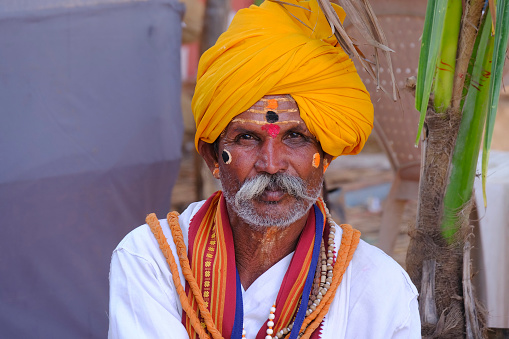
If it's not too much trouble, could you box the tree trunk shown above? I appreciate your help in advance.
[200,0,230,55]
[405,0,492,335]
[406,108,472,338]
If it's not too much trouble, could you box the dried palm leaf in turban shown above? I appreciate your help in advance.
[192,0,374,157]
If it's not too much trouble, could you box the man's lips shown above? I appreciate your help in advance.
[259,189,286,202]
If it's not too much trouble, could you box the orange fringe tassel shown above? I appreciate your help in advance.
[146,209,360,339]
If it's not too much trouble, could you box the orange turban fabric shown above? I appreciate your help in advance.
[192,0,374,157]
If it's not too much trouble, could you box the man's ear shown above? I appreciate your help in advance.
[198,140,219,175]
[323,153,333,174]
[324,153,333,165]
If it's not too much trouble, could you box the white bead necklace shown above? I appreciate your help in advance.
[266,304,276,339]
[243,211,337,339]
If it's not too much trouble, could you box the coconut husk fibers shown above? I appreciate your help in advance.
[405,108,487,338]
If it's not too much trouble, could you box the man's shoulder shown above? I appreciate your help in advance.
[350,238,418,298]
[339,239,421,337]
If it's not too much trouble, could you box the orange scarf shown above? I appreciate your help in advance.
[184,192,323,339]
[147,191,361,339]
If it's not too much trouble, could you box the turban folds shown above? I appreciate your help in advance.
[192,0,374,157]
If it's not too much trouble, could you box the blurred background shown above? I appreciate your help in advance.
[0,0,184,337]
[0,0,508,337]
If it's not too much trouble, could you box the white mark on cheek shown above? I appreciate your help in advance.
[222,150,232,164]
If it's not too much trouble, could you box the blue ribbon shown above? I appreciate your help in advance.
[231,268,244,338]
[231,204,323,339]
[288,204,324,339]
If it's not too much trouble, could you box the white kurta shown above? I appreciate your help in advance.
[109,201,421,338]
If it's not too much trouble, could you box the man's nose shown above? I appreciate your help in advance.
[254,139,288,174]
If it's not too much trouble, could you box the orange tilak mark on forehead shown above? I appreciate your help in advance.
[312,153,320,168]
[266,99,278,110]
[245,96,297,114]
[244,108,298,114]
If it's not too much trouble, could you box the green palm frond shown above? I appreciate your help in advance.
[482,0,509,205]
[441,11,493,240]
[414,0,448,144]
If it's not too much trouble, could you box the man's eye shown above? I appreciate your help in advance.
[287,132,304,139]
[235,133,256,142]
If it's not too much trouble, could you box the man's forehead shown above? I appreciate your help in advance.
[217,95,315,141]
[232,95,303,124]
[245,95,298,113]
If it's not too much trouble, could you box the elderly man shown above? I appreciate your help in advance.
[108,0,420,338]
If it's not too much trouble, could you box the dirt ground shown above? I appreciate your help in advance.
[171,91,509,268]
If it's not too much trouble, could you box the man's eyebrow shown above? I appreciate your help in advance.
[288,123,308,131]
[285,123,312,134]
[226,125,259,134]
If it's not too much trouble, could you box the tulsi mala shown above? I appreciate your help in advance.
[147,196,360,339]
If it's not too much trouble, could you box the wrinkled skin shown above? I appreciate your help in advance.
[198,95,332,289]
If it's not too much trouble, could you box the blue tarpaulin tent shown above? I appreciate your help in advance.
[0,0,184,336]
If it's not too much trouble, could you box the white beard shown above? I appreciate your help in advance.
[222,173,322,230]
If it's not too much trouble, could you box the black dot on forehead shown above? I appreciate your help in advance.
[265,111,279,123]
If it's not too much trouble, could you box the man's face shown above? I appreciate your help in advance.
[216,96,329,229]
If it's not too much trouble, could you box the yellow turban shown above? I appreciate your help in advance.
[192,0,373,157]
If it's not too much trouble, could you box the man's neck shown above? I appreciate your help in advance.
[227,208,310,290]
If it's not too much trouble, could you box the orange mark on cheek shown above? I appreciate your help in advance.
[266,99,278,110]
[261,124,280,138]
[312,153,320,168]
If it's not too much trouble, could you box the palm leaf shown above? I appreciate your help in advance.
[316,0,397,100]
[441,12,493,241]
[482,0,509,205]
[414,0,448,145]
[432,0,462,113]
[460,11,488,111]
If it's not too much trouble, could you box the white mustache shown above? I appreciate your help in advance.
[234,173,318,207]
